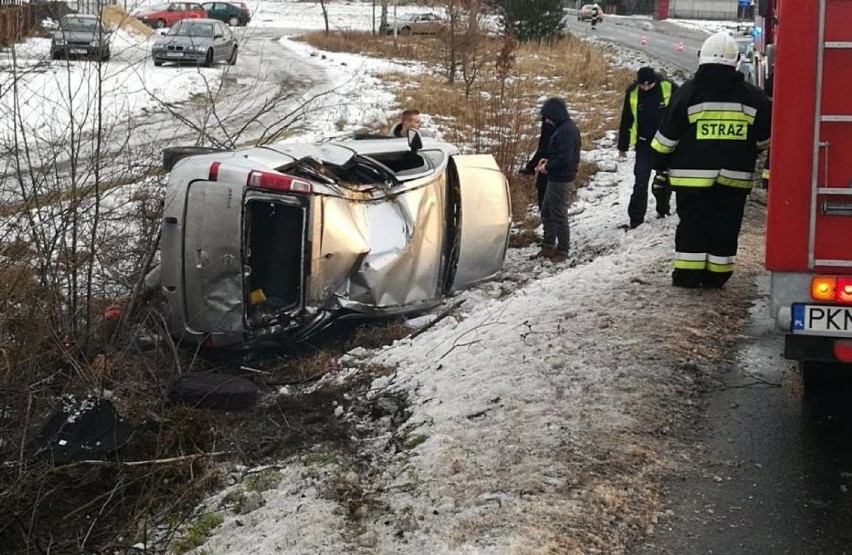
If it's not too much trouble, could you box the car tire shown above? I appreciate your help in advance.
[156,19,166,28]
[154,60,163,66]
[168,372,258,411]
[400,26,411,35]
[203,48,213,67]
[229,46,237,65]
[228,15,239,26]
[162,146,221,171]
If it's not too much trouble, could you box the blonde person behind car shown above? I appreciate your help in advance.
[390,109,436,139]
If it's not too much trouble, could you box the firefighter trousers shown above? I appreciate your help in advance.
[672,184,749,288]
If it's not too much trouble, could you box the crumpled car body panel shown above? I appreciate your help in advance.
[160,137,511,348]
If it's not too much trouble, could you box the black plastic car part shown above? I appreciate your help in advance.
[168,372,258,411]
[162,146,222,171]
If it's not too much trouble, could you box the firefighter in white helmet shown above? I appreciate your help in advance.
[651,31,770,288]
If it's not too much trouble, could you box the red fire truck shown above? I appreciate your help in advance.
[764,0,852,380]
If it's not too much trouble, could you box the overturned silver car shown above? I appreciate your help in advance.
[160,133,511,349]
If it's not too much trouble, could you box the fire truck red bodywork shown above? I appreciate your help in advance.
[764,0,852,365]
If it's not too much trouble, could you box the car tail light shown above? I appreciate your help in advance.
[810,276,852,305]
[202,335,216,349]
[246,170,312,193]
[209,161,221,181]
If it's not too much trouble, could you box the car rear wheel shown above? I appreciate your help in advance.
[228,15,239,26]
[162,146,221,171]
[400,26,411,35]
[203,48,213,67]
[156,19,166,28]
[229,46,237,65]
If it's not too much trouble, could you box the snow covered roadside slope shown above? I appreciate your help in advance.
[196,135,766,553]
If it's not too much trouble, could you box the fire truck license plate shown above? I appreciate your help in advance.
[791,304,852,337]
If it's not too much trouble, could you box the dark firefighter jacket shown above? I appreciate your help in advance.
[541,98,581,183]
[617,79,677,152]
[651,65,771,189]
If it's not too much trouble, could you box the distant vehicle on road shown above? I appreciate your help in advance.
[202,1,251,27]
[386,13,447,35]
[151,18,237,67]
[577,3,603,22]
[736,39,756,85]
[51,14,112,62]
[135,2,206,29]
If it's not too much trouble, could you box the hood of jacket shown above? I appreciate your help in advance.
[540,97,570,125]
[694,64,744,92]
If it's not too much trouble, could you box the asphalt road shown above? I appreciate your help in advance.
[562,13,707,76]
[637,277,852,554]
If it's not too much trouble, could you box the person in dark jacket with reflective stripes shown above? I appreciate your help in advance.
[618,66,679,228]
[533,97,582,262]
[651,31,770,289]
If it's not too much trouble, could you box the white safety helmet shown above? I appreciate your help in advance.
[698,31,740,67]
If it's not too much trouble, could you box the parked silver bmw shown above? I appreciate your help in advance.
[151,18,237,67]
[160,132,511,349]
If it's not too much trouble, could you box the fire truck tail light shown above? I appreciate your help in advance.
[209,161,221,181]
[810,276,852,304]
[837,278,852,304]
[834,340,852,363]
[247,171,312,193]
[811,277,836,301]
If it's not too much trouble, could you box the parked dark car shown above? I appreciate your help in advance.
[202,1,250,26]
[158,132,511,349]
[135,2,206,29]
[50,14,112,61]
[151,18,237,67]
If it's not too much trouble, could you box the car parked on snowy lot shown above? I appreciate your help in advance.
[50,14,112,61]
[386,12,447,35]
[135,1,206,29]
[151,18,237,67]
[202,1,251,26]
[159,132,511,349]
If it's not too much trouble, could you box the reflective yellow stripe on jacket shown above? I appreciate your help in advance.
[628,80,673,147]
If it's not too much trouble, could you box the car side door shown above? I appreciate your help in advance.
[213,21,229,61]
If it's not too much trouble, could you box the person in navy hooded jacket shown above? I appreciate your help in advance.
[534,97,582,262]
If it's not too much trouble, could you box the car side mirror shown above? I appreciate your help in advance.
[407,128,423,152]
[214,33,223,39]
